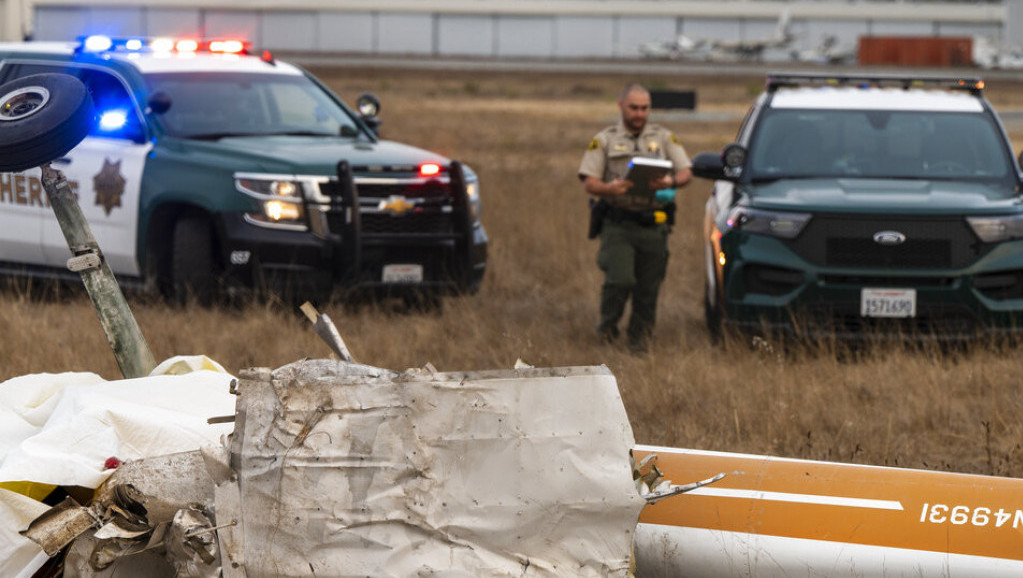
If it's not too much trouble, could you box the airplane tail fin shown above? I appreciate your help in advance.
[774,9,793,43]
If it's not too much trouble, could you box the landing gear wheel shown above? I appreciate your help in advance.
[172,216,218,306]
[0,73,95,172]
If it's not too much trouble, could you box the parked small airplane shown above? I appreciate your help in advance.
[972,35,1023,69]
[789,33,857,65]
[639,10,793,62]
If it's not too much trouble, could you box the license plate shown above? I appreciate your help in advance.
[382,264,423,284]
[860,288,916,318]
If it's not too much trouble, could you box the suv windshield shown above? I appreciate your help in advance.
[145,72,365,140]
[748,108,1013,185]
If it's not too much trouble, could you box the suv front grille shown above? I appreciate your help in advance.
[788,214,986,269]
[825,238,951,267]
[319,179,451,200]
[359,213,453,235]
[317,177,456,236]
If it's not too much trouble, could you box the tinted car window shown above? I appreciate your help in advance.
[144,72,364,140]
[749,109,1013,186]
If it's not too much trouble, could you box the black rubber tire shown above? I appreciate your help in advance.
[171,216,217,306]
[705,282,724,344]
[0,73,95,172]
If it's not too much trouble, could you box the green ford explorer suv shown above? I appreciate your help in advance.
[693,73,1023,339]
[0,36,486,303]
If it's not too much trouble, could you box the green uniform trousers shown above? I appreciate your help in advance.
[596,219,670,347]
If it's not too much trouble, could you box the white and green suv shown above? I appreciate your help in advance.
[0,36,487,303]
[694,73,1023,339]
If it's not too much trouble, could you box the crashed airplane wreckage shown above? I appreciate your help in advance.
[5,353,1023,577]
[4,73,1023,578]
[9,359,649,577]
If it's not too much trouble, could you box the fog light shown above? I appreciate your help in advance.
[265,200,302,221]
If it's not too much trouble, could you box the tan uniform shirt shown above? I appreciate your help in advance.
[578,121,691,209]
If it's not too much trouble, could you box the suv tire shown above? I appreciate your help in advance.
[172,216,217,305]
[704,282,723,343]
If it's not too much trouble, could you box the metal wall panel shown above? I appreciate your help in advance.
[263,10,318,51]
[554,16,614,58]
[496,16,554,58]
[144,8,201,38]
[204,10,261,47]
[33,6,87,40]
[87,7,144,38]
[316,12,374,53]
[377,13,433,54]
[683,18,739,42]
[19,3,1012,60]
[869,20,936,36]
[618,16,677,58]
[437,14,494,57]
[741,17,784,41]
[1009,0,1023,46]
[935,22,1001,38]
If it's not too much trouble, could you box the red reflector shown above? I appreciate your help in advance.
[419,163,441,177]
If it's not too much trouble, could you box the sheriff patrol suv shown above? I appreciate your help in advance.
[0,36,487,303]
[694,73,1023,339]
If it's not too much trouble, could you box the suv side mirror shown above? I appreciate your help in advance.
[692,143,746,181]
[356,92,381,135]
[692,152,728,181]
[147,91,171,114]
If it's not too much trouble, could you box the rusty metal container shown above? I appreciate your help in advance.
[858,36,973,67]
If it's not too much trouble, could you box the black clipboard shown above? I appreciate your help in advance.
[624,157,672,196]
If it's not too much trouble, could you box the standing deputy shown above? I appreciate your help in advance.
[578,83,692,352]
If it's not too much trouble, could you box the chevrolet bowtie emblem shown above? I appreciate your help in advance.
[378,195,418,216]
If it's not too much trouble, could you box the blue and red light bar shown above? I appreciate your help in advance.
[77,35,251,56]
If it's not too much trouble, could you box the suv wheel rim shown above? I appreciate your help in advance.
[0,86,50,121]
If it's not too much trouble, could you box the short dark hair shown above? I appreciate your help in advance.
[619,83,649,101]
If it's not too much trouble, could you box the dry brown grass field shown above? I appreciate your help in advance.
[4,64,1023,477]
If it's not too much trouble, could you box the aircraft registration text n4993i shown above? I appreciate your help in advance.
[633,445,1023,577]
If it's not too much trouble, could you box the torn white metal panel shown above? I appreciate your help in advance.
[203,444,245,578]
[227,359,643,577]
[58,451,221,578]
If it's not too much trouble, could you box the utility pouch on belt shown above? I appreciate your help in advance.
[589,199,609,239]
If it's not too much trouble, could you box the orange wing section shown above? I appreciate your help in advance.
[636,446,1023,561]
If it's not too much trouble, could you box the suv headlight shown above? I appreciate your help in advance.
[967,214,1023,243]
[466,179,481,222]
[726,206,811,239]
[235,175,306,226]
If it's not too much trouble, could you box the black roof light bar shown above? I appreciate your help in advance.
[765,72,985,95]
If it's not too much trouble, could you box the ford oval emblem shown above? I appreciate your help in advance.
[873,231,906,246]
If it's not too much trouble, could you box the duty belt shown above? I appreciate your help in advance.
[606,207,667,227]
